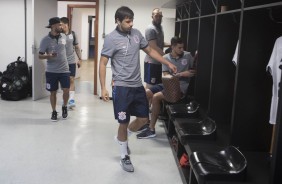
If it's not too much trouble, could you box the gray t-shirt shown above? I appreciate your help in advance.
[163,51,194,93]
[144,23,164,65]
[65,31,79,64]
[39,33,69,73]
[101,27,148,87]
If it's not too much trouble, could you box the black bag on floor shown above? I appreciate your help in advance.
[0,56,30,101]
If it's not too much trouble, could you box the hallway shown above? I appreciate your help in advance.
[0,60,183,184]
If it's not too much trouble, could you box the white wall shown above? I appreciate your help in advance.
[0,1,26,72]
[97,0,176,95]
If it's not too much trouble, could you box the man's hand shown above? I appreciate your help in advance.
[168,63,177,74]
[101,89,110,101]
[77,60,82,68]
[188,69,197,77]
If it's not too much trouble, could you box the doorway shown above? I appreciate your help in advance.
[67,2,99,95]
[88,16,95,59]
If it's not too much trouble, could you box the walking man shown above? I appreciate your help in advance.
[99,6,177,172]
[39,17,70,121]
[60,17,82,109]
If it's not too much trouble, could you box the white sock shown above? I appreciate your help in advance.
[114,136,128,159]
[69,91,75,100]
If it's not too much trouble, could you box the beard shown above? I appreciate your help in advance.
[152,21,162,29]
[55,28,63,34]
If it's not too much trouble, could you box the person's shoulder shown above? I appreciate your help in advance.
[183,51,192,57]
[71,31,76,36]
[163,53,170,58]
[104,30,117,40]
[131,28,143,35]
[41,35,50,42]
[146,24,156,31]
[147,23,154,28]
[60,33,67,39]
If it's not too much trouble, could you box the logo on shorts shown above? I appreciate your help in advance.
[118,111,126,121]
[46,83,51,90]
[151,78,156,84]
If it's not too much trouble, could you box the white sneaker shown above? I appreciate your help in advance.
[68,99,76,108]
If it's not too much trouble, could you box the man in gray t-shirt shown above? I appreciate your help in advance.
[144,8,169,89]
[99,6,177,173]
[39,17,70,122]
[60,17,82,109]
[137,36,196,139]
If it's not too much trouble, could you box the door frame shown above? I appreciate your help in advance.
[67,1,99,95]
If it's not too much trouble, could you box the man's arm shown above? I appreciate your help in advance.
[143,46,177,73]
[38,52,56,60]
[175,70,196,78]
[148,39,165,55]
[99,56,110,101]
[74,45,82,68]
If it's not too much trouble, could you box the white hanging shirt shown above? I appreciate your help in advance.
[266,36,282,124]
[232,40,239,66]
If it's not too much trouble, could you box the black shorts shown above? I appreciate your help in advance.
[149,84,164,94]
[144,62,162,85]
[69,63,76,77]
[112,86,149,123]
[46,72,70,91]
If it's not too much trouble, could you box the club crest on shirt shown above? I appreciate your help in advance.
[133,35,140,43]
[181,59,188,65]
[68,34,73,40]
[118,111,126,121]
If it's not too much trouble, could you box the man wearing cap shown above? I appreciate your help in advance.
[39,17,70,121]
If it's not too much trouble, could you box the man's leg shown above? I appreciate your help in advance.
[50,91,58,122]
[128,117,149,132]
[61,88,69,119]
[50,91,57,111]
[68,64,76,108]
[116,122,134,172]
[150,92,165,130]
[69,76,75,104]
[62,88,70,107]
[136,92,164,139]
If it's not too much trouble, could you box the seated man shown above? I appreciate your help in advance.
[137,36,196,138]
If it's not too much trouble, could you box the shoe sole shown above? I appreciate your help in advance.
[137,134,156,139]
[51,119,58,122]
[120,161,134,172]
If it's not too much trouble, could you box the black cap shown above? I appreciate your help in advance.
[46,17,60,28]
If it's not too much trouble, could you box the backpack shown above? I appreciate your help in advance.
[0,57,31,101]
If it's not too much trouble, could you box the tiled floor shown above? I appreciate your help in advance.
[0,60,183,184]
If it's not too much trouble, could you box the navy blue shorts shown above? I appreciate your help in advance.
[112,86,149,123]
[144,62,162,85]
[149,84,164,94]
[69,63,76,77]
[46,72,70,91]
